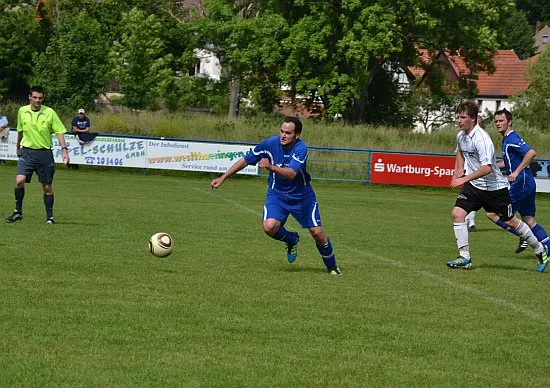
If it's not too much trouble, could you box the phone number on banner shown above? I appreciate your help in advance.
[84,156,124,166]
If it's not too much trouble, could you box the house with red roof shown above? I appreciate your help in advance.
[404,49,535,132]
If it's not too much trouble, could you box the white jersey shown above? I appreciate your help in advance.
[455,125,509,191]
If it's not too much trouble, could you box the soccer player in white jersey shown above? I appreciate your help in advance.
[210,116,341,275]
[447,101,548,272]
[464,115,484,232]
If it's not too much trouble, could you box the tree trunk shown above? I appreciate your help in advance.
[228,77,240,119]
[350,62,381,123]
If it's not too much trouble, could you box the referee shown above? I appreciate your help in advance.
[5,86,70,224]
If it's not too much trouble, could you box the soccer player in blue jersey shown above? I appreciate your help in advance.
[447,101,547,272]
[210,116,341,275]
[484,108,550,255]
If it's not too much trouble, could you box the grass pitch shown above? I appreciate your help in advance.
[0,165,549,387]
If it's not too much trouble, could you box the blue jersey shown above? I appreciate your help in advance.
[244,135,312,196]
[502,131,535,200]
[71,115,90,130]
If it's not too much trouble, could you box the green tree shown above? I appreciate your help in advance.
[31,11,109,109]
[0,2,43,100]
[516,0,550,25]
[194,0,281,118]
[109,8,173,110]
[194,1,514,123]
[496,8,536,59]
[277,0,515,123]
[513,49,550,132]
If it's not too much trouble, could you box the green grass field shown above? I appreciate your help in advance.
[1,165,550,387]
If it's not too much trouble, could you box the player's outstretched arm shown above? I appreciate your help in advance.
[210,158,248,189]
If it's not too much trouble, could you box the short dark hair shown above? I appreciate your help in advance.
[494,108,512,122]
[29,85,45,95]
[457,101,479,119]
[283,116,303,134]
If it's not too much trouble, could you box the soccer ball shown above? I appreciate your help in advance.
[149,233,173,257]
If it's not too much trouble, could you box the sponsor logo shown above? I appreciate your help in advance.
[374,158,385,172]
[373,158,454,178]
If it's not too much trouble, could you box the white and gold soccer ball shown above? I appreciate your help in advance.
[149,233,173,257]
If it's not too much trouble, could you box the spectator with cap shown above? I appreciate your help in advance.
[71,108,97,145]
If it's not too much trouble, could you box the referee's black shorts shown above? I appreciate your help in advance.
[455,182,513,221]
[16,147,55,184]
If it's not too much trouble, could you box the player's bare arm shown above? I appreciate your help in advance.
[210,157,248,189]
[452,164,492,187]
[16,132,23,155]
[453,151,465,179]
[451,165,492,188]
[56,133,70,165]
[508,149,536,182]
[259,158,297,179]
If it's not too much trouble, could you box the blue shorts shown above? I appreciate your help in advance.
[263,190,322,228]
[512,191,536,217]
[16,147,55,184]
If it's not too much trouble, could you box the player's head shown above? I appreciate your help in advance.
[456,101,479,132]
[494,108,512,135]
[280,116,302,147]
[283,116,302,134]
[28,86,45,110]
[494,108,512,122]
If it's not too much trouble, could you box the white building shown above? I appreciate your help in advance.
[192,49,221,81]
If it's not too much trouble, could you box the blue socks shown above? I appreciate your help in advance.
[272,226,299,245]
[532,224,550,248]
[317,238,336,270]
[496,219,520,236]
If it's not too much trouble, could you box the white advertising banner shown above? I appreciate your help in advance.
[0,130,258,175]
[145,139,257,175]
[0,130,18,160]
[58,134,146,168]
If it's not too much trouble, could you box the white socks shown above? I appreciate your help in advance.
[454,222,470,258]
[515,221,544,254]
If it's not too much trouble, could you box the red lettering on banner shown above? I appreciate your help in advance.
[370,152,456,187]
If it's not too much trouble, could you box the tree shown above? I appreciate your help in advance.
[516,0,550,25]
[0,2,43,100]
[109,8,173,110]
[496,8,536,60]
[31,11,109,109]
[191,0,282,118]
[275,0,515,124]
[513,49,550,132]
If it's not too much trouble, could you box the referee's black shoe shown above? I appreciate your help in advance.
[6,212,23,223]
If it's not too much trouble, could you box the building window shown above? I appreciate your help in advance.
[496,100,501,110]
[543,35,549,44]
[189,58,201,76]
[477,100,483,110]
